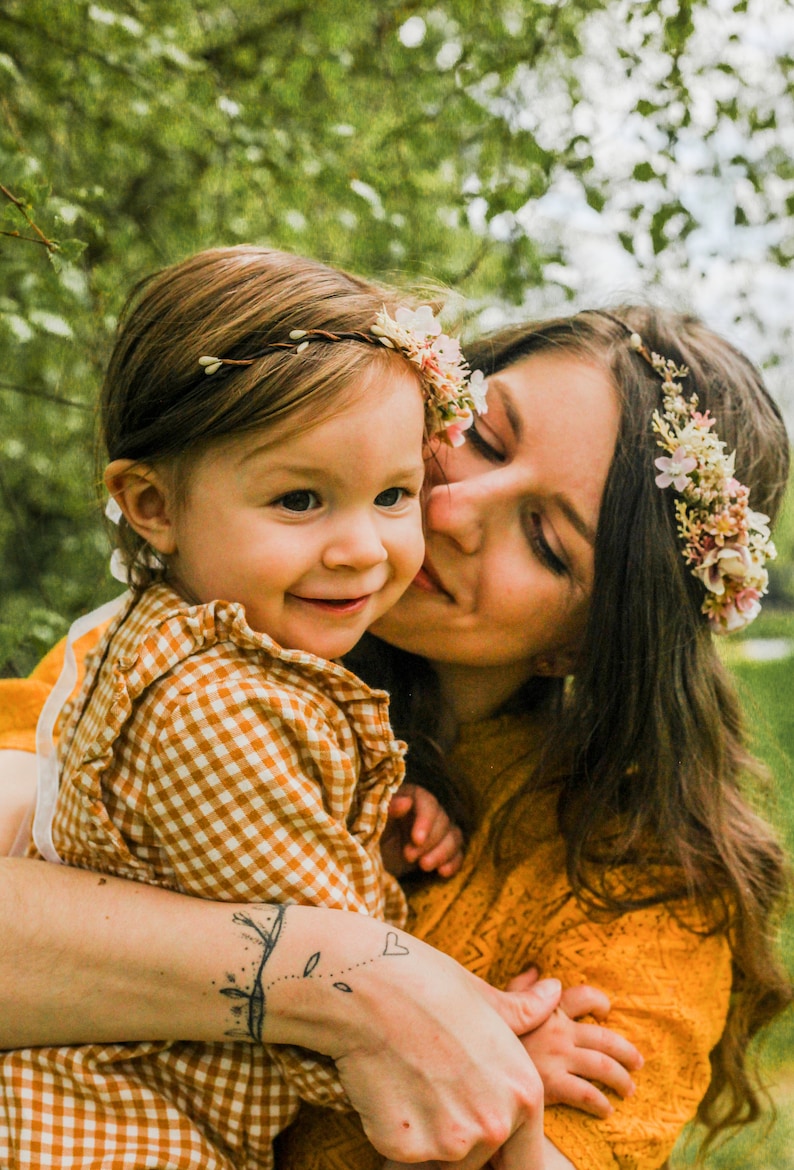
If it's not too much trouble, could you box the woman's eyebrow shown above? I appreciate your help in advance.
[491,379,523,440]
[550,492,596,546]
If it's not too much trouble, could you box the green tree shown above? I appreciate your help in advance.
[1,0,792,673]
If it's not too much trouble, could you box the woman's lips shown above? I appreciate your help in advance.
[412,561,452,598]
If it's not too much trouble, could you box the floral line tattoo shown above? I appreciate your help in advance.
[221,910,412,1041]
[221,905,285,1042]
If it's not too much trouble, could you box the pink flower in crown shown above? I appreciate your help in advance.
[710,510,738,545]
[709,603,747,634]
[432,333,462,363]
[692,411,716,430]
[655,447,697,491]
[693,544,752,595]
[443,409,474,448]
[735,587,762,615]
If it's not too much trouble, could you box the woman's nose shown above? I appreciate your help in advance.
[424,479,485,554]
[321,515,389,571]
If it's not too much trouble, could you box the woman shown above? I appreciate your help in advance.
[0,305,790,1170]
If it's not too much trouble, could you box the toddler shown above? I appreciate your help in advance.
[1,247,479,1169]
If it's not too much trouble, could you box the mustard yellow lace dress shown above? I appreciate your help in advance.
[276,711,731,1170]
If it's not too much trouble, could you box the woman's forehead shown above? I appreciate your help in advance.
[487,351,619,444]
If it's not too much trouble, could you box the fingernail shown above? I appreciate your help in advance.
[534,978,562,999]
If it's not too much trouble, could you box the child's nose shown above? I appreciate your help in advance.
[321,516,389,571]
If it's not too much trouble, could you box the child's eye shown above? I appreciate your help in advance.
[276,490,320,513]
[374,487,406,508]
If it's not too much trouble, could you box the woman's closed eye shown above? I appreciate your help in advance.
[465,420,506,463]
[525,513,567,576]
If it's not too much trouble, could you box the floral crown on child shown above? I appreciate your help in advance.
[621,325,776,635]
[198,304,488,448]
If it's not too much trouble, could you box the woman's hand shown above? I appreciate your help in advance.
[329,940,560,1166]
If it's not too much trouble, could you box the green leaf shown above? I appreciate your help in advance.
[632,162,657,183]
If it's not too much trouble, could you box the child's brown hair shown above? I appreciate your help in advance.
[100,246,421,588]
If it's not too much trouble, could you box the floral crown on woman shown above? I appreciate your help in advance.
[626,329,776,635]
[198,304,488,448]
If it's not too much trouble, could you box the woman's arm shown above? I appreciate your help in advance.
[0,750,36,855]
[544,1139,577,1169]
[0,854,558,1165]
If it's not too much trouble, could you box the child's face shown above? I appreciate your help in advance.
[167,366,427,659]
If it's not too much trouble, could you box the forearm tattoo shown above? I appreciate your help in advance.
[220,906,411,1042]
[220,905,285,1041]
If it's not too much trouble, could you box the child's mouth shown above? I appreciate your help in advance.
[292,595,371,615]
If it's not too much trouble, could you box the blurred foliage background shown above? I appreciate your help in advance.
[2,0,793,677]
[1,2,793,1163]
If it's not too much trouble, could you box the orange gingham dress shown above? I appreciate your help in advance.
[0,583,407,1169]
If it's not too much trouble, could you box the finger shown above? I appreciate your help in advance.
[571,1022,644,1073]
[566,1045,637,1099]
[435,849,464,878]
[406,788,448,847]
[480,976,562,1034]
[550,1072,614,1119]
[403,813,449,861]
[388,786,416,821]
[559,983,611,1021]
[504,967,540,993]
[417,827,464,872]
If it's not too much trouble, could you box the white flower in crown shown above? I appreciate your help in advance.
[371,304,488,445]
[467,369,489,415]
[432,334,463,363]
[394,304,442,339]
[641,339,776,635]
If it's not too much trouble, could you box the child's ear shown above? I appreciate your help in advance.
[104,460,177,556]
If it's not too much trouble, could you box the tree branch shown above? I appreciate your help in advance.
[0,184,57,252]
[0,381,90,410]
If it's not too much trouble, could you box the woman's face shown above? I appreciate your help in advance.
[371,350,620,678]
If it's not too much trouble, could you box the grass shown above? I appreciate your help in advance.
[670,609,794,1169]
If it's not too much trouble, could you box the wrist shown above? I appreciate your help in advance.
[248,905,410,1053]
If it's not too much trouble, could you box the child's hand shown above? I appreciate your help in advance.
[380,783,464,879]
[507,972,644,1119]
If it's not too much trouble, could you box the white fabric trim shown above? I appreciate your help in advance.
[32,594,128,863]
